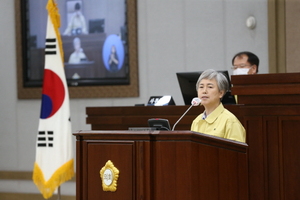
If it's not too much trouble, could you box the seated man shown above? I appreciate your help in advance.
[63,2,87,36]
[231,51,259,75]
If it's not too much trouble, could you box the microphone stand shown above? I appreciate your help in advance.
[171,104,194,131]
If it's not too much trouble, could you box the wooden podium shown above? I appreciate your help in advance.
[231,72,300,200]
[80,72,300,199]
[74,130,248,200]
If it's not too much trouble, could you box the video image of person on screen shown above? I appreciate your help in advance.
[108,45,119,72]
[68,37,87,64]
[63,2,87,36]
[191,69,246,143]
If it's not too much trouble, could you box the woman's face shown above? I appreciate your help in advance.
[197,78,224,107]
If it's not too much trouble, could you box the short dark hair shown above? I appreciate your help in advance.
[232,51,259,73]
[75,2,81,11]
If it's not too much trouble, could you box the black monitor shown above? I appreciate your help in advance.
[89,19,105,33]
[176,71,236,105]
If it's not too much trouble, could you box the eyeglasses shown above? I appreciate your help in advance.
[231,64,252,70]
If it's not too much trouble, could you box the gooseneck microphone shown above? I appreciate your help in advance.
[171,97,201,131]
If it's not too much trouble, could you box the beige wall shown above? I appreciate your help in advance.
[286,0,300,72]
[269,0,300,73]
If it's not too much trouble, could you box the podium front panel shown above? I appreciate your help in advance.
[74,131,248,200]
[82,140,135,200]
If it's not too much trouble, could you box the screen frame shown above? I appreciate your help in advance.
[15,0,139,99]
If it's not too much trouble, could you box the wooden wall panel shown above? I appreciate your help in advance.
[84,141,136,200]
[264,116,280,200]
[280,117,300,199]
[243,116,265,200]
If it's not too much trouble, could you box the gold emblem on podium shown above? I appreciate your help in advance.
[100,160,120,192]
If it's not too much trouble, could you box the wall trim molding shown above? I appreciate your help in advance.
[0,171,75,181]
[268,0,286,73]
[0,193,75,200]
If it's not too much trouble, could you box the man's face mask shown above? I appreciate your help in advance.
[233,67,250,75]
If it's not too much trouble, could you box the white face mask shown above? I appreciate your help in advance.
[233,68,250,75]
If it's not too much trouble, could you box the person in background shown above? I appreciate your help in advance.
[68,37,87,64]
[108,45,119,72]
[191,69,246,143]
[231,51,259,75]
[63,2,88,36]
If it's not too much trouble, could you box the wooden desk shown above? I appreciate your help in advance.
[86,104,242,131]
[74,130,248,200]
[84,72,300,200]
[231,72,300,200]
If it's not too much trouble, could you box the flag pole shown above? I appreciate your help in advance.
[57,186,61,200]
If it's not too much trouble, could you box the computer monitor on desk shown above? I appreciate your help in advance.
[89,19,105,33]
[176,71,236,105]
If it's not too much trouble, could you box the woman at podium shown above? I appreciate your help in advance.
[191,69,246,143]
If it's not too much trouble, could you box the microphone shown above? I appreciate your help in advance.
[171,97,201,131]
[191,97,201,106]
